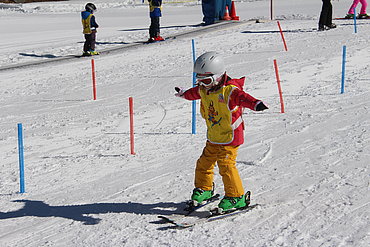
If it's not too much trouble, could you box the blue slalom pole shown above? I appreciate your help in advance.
[191,39,197,134]
[17,123,25,193]
[354,8,357,33]
[341,45,347,94]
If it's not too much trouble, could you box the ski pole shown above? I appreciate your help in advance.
[129,97,135,155]
[191,39,197,134]
[277,21,288,51]
[354,8,357,33]
[91,59,97,100]
[17,123,25,193]
[273,59,285,113]
[341,45,347,94]
[270,0,274,20]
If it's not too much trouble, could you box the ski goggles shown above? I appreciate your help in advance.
[196,73,215,87]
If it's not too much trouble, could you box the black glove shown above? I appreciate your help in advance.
[256,102,268,111]
[175,87,186,98]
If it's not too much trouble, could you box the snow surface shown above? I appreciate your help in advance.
[0,0,369,246]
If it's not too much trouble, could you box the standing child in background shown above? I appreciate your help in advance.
[318,0,336,31]
[148,0,164,43]
[345,0,369,19]
[81,3,99,56]
[175,52,268,213]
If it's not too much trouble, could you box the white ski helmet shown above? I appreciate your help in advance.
[194,52,225,88]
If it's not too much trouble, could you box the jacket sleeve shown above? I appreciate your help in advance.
[229,88,261,110]
[90,15,99,28]
[183,86,201,101]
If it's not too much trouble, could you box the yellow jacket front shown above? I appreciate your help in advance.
[183,75,262,146]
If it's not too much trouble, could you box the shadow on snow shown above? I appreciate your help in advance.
[242,29,317,34]
[118,23,203,32]
[19,53,59,58]
[0,199,184,225]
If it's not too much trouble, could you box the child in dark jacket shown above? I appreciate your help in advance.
[148,0,164,43]
[81,3,99,56]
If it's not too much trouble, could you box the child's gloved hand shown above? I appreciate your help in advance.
[255,101,268,111]
[175,87,186,98]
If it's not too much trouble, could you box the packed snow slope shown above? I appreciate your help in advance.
[0,0,369,246]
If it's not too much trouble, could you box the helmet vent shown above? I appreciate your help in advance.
[193,51,224,76]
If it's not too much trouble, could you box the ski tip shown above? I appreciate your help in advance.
[158,215,170,221]
[175,222,194,228]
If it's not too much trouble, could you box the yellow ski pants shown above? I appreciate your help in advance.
[195,141,245,197]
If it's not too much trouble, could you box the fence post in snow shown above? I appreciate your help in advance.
[273,59,285,113]
[129,97,136,155]
[191,39,197,135]
[353,8,357,33]
[270,0,274,20]
[17,123,25,193]
[341,45,347,94]
[277,21,288,51]
[91,59,97,100]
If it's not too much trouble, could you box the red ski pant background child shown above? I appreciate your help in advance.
[195,141,245,197]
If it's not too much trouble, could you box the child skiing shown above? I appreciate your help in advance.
[81,3,99,56]
[345,0,369,19]
[175,52,268,213]
[147,0,164,43]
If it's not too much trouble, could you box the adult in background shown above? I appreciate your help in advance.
[318,0,336,31]
[201,0,231,25]
[202,0,216,25]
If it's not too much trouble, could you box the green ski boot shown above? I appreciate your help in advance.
[358,14,370,19]
[90,50,100,55]
[191,188,213,206]
[218,191,251,212]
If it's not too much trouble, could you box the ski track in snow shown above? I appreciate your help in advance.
[0,0,370,246]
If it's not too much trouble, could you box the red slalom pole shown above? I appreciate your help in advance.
[129,97,136,155]
[277,21,288,51]
[273,59,285,113]
[91,59,97,100]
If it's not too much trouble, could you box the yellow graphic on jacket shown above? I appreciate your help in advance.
[82,14,93,34]
[200,85,237,144]
[207,101,222,127]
